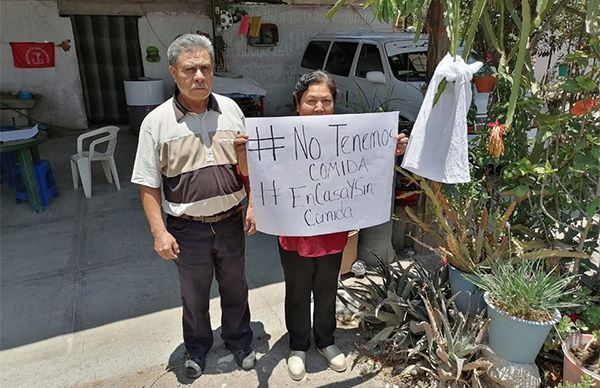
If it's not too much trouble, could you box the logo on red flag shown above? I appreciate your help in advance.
[10,42,55,68]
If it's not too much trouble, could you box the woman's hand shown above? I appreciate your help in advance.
[234,133,249,176]
[395,133,409,156]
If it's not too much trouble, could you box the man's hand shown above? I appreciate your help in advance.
[139,185,180,260]
[234,133,249,176]
[153,230,180,260]
[395,133,409,156]
[244,202,257,236]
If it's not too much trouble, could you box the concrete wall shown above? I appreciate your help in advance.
[138,10,213,99]
[0,0,88,129]
[0,0,213,128]
[533,44,569,84]
[222,5,390,115]
[138,4,390,116]
[0,1,389,126]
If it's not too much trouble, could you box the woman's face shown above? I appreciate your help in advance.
[296,82,335,116]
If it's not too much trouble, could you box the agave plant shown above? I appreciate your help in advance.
[471,259,579,321]
[338,258,448,353]
[408,293,493,387]
[339,258,493,386]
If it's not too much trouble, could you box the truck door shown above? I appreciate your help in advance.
[323,41,359,114]
[349,42,387,113]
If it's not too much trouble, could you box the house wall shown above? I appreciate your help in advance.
[137,11,213,99]
[0,1,388,127]
[0,0,88,129]
[222,5,390,115]
[138,4,390,116]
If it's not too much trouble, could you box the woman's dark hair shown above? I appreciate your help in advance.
[292,71,337,110]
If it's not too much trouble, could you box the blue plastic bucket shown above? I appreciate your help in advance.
[448,265,486,315]
[485,292,560,364]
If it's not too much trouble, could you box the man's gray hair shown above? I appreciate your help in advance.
[167,34,215,66]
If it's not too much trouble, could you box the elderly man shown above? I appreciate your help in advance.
[131,34,256,379]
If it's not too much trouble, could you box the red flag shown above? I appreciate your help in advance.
[238,15,251,36]
[10,42,55,68]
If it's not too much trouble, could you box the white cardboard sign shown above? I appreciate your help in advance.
[246,112,398,236]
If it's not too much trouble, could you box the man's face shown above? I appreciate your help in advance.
[169,48,213,104]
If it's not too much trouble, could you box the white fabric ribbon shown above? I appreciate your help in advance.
[401,54,482,184]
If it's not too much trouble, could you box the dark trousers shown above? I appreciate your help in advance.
[167,212,253,358]
[278,243,342,351]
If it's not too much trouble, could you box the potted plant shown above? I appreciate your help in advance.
[562,331,600,386]
[402,174,514,314]
[402,173,589,315]
[471,259,578,364]
[473,73,497,93]
[338,259,493,386]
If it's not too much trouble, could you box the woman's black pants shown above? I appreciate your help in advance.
[278,243,342,351]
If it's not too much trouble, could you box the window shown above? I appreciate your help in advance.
[388,52,428,81]
[300,41,330,70]
[355,44,384,78]
[324,42,358,77]
[247,23,279,47]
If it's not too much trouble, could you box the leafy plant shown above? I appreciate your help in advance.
[557,374,596,388]
[408,292,492,387]
[544,315,581,356]
[567,263,600,332]
[537,261,599,373]
[471,259,579,321]
[401,172,589,273]
[339,259,493,386]
[401,172,511,273]
[499,49,599,274]
[338,259,448,352]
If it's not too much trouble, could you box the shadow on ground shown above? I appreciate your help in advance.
[0,130,282,350]
[138,322,377,387]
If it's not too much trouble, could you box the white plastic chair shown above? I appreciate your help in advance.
[70,126,121,198]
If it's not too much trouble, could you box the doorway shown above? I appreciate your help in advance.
[70,15,144,124]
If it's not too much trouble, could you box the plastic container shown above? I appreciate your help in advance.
[17,91,33,100]
[123,78,164,134]
[562,333,600,386]
[485,292,560,364]
[448,265,486,315]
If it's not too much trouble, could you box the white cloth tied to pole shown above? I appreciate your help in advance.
[401,54,482,183]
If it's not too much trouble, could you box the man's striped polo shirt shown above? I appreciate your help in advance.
[131,92,246,217]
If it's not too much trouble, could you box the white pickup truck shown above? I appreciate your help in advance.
[297,31,493,132]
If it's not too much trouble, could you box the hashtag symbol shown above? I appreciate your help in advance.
[259,180,281,206]
[247,125,285,161]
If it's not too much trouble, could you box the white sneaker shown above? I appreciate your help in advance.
[317,344,346,372]
[287,350,306,381]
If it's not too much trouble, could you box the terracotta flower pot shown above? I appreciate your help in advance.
[562,333,600,386]
[474,75,497,93]
[340,230,359,274]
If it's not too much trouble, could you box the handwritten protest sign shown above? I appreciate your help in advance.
[246,112,398,236]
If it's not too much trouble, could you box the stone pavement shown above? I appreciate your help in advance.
[0,129,388,387]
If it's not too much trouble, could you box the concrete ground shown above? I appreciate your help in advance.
[0,128,388,387]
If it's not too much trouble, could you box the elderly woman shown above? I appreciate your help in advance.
[235,70,408,380]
